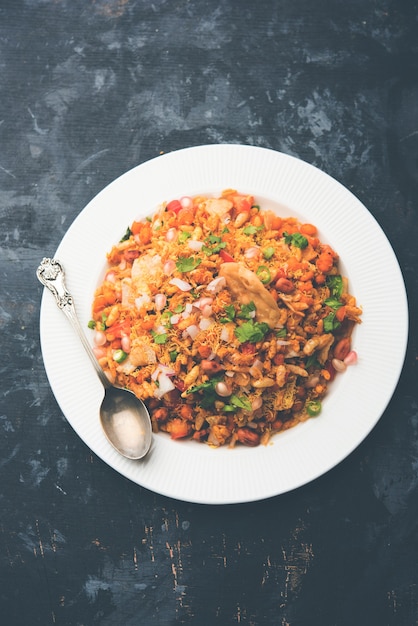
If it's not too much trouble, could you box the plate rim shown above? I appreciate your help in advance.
[39,143,409,504]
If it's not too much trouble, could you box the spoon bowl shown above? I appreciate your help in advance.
[37,257,153,460]
[100,386,152,459]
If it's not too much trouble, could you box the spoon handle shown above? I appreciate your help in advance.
[37,257,110,389]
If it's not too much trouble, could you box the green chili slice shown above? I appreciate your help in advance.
[256,265,271,284]
[306,400,322,417]
[113,349,128,363]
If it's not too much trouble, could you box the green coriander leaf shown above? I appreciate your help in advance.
[160,310,172,328]
[305,354,319,369]
[237,301,256,320]
[169,350,179,362]
[243,225,259,235]
[276,328,287,338]
[234,320,270,343]
[263,246,275,260]
[230,394,252,411]
[120,226,132,242]
[323,312,340,333]
[175,256,201,272]
[206,235,222,244]
[187,376,223,408]
[151,331,168,344]
[283,232,308,249]
[324,297,343,310]
[326,274,343,298]
[178,231,192,243]
[220,304,236,323]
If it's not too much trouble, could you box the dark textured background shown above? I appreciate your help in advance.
[1,1,417,624]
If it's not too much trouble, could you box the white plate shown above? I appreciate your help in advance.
[39,144,408,504]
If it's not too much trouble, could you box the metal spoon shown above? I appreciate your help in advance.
[37,257,152,460]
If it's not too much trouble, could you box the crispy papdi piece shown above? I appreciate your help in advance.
[219,262,281,328]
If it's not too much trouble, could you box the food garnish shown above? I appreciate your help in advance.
[89,191,362,447]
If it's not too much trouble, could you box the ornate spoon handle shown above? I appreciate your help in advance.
[37,257,110,389]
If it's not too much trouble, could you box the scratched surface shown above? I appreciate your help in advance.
[1,0,418,624]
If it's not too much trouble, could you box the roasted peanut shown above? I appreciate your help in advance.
[275,277,294,293]
[201,360,224,376]
[236,428,260,447]
[252,377,276,388]
[152,407,168,422]
[333,337,351,361]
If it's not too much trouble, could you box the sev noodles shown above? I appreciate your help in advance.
[90,190,362,447]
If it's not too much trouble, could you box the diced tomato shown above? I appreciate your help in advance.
[167,418,192,440]
[176,207,195,225]
[241,342,256,355]
[124,249,140,261]
[273,268,286,281]
[335,306,347,322]
[192,429,209,441]
[219,249,234,263]
[131,221,142,235]
[231,194,254,213]
[105,320,131,338]
[173,379,186,392]
[166,199,182,214]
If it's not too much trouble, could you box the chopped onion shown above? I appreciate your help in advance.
[154,372,176,399]
[121,281,131,307]
[105,271,116,283]
[121,336,131,353]
[155,293,167,311]
[169,277,192,291]
[94,330,107,346]
[170,314,180,325]
[152,364,176,381]
[244,246,260,260]
[207,276,226,293]
[193,296,213,311]
[199,317,213,331]
[180,196,193,209]
[220,327,230,342]
[135,293,151,309]
[201,304,213,318]
[163,259,176,275]
[188,239,204,252]
[184,324,200,340]
[165,227,177,242]
[249,359,263,378]
[93,346,107,359]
